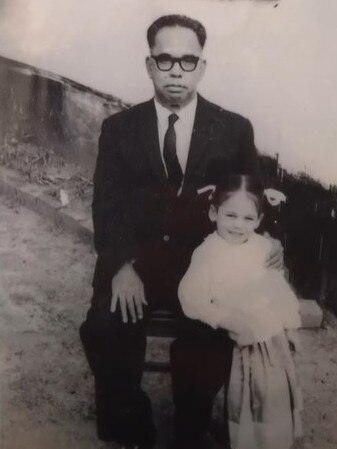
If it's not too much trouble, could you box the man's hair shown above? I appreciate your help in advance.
[211,174,265,214]
[147,15,207,49]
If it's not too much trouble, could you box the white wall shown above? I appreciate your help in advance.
[1,0,336,184]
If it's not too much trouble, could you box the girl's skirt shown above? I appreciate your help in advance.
[228,331,303,449]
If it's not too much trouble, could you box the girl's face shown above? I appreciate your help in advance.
[209,191,262,244]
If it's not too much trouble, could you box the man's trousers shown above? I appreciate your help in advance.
[80,243,233,448]
[80,295,233,448]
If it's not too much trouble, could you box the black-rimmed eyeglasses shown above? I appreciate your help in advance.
[151,54,200,72]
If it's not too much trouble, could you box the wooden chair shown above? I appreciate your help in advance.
[145,309,177,372]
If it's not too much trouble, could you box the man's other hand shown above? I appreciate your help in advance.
[264,232,284,270]
[111,263,147,323]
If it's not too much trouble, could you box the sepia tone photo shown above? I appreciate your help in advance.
[0,1,336,448]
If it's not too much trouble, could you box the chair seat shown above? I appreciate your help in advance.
[147,309,178,338]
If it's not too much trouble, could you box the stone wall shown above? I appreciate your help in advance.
[0,55,129,171]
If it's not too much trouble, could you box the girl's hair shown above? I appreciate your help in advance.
[211,174,265,214]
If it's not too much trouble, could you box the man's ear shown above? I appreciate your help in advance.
[146,56,154,79]
[255,213,264,230]
[198,59,206,82]
[209,204,217,222]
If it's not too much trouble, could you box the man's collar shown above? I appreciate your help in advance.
[154,96,198,122]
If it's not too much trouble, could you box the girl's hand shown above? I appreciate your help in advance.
[286,329,301,352]
[219,312,257,346]
[232,328,256,347]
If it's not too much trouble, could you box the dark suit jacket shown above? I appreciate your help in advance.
[92,94,259,297]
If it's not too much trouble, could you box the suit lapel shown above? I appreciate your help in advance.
[138,99,167,184]
[183,95,214,191]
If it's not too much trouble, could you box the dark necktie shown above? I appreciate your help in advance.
[163,113,183,191]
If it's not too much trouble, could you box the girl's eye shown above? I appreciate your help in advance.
[245,216,254,221]
[226,214,236,218]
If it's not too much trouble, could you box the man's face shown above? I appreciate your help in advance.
[146,26,206,108]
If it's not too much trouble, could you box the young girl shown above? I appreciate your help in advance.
[178,175,303,449]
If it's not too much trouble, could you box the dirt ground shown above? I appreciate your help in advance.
[1,141,93,211]
[1,197,337,449]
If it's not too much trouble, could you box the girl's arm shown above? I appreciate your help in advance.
[218,309,263,346]
[180,275,258,344]
[178,247,221,329]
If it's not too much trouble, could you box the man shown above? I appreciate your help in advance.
[80,14,282,449]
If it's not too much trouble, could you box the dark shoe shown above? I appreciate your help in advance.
[171,435,227,449]
[97,388,156,449]
[119,442,155,449]
[171,437,205,449]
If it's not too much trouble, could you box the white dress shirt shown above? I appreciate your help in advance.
[154,96,197,175]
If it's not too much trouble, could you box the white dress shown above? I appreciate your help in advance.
[178,231,303,449]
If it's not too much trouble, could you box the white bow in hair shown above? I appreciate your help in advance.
[264,188,287,206]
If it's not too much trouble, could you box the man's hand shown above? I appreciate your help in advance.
[111,262,147,323]
[264,232,284,270]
